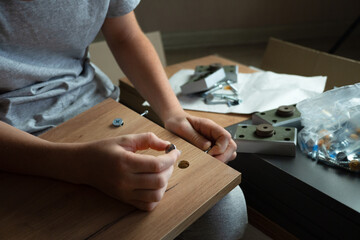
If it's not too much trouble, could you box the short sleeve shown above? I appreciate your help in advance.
[107,0,141,18]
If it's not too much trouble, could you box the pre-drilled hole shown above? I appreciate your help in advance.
[178,160,190,169]
[239,134,245,138]
[284,138,290,141]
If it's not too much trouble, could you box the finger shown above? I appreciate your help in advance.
[129,200,159,211]
[119,132,170,152]
[217,150,237,164]
[125,149,180,173]
[187,116,232,151]
[211,139,237,163]
[230,151,237,161]
[208,135,230,156]
[177,119,211,151]
[131,185,167,203]
[129,165,174,189]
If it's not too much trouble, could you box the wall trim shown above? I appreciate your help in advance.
[162,22,360,50]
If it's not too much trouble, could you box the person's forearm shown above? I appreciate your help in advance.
[102,13,185,122]
[0,121,84,184]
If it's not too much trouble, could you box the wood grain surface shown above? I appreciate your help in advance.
[0,99,241,240]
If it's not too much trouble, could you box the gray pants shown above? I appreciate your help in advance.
[176,186,248,240]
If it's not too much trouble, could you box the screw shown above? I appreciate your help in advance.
[219,94,240,102]
[226,79,239,95]
[336,151,348,161]
[140,110,149,116]
[202,84,224,97]
[204,93,241,106]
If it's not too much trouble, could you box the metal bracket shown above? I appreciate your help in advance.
[252,105,302,128]
[234,123,297,156]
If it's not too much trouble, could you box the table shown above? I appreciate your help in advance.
[120,55,360,239]
[227,122,360,240]
[0,99,241,240]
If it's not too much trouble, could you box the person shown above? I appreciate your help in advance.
[0,1,247,239]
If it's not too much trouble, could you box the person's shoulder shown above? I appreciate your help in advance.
[107,0,141,18]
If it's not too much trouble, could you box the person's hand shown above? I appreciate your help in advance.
[164,113,237,163]
[75,132,180,211]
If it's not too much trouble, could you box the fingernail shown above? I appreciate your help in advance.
[203,141,212,151]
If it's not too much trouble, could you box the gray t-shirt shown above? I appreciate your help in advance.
[0,0,140,135]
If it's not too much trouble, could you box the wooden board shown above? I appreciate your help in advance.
[0,99,241,240]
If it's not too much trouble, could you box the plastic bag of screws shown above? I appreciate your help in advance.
[297,83,360,172]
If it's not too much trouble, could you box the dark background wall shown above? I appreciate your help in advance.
[134,0,360,49]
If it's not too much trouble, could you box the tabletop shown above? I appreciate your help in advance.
[0,99,241,240]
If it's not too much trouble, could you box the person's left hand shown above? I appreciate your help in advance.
[164,113,237,163]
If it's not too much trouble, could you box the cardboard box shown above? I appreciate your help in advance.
[261,38,360,91]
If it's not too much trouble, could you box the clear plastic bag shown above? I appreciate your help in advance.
[297,83,360,172]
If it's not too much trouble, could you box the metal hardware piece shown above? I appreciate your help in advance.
[181,64,239,96]
[276,105,296,117]
[181,67,226,95]
[202,84,225,97]
[204,93,241,106]
[336,151,348,161]
[255,124,275,137]
[112,118,124,127]
[233,124,297,156]
[140,110,149,116]
[226,79,240,95]
[252,105,302,128]
[165,143,176,153]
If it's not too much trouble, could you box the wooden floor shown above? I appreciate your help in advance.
[164,35,360,240]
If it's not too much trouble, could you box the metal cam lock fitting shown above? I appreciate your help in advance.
[112,118,124,127]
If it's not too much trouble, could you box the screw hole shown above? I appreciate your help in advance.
[178,160,190,169]
[284,138,290,141]
[285,128,291,131]
[239,134,245,138]
[272,120,277,123]
[260,112,265,115]
[241,126,247,128]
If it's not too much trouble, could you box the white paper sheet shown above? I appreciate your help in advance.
[169,69,327,114]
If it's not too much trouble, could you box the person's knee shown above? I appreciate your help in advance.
[177,186,248,240]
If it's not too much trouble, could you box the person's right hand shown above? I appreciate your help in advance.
[76,132,180,211]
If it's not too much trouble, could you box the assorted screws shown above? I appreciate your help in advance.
[299,123,360,172]
[202,81,242,107]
